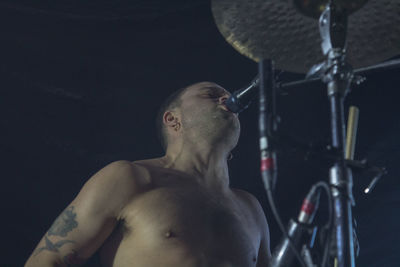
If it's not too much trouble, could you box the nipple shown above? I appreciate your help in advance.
[164,230,175,238]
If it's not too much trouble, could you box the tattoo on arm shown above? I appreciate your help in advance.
[34,206,78,256]
[48,206,78,237]
[34,236,75,256]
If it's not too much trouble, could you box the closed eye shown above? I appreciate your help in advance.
[207,89,227,98]
[207,92,222,98]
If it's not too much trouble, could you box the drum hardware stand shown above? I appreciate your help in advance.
[257,2,389,266]
[313,3,356,266]
[257,56,387,266]
[276,58,400,94]
[212,0,396,265]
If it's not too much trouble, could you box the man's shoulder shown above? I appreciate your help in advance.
[101,158,172,186]
[231,188,261,208]
[231,189,268,225]
[86,160,153,194]
[107,159,151,178]
[97,160,143,180]
[100,160,136,176]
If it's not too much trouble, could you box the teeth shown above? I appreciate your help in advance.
[221,105,229,111]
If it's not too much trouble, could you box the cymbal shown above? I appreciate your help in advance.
[212,0,400,73]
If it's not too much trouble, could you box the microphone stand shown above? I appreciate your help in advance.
[259,60,310,267]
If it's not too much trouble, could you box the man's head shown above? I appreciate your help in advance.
[156,82,240,153]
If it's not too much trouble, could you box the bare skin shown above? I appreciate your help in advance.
[25,82,271,267]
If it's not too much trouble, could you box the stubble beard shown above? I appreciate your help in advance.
[182,107,240,150]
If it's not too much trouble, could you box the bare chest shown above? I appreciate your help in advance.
[114,185,260,266]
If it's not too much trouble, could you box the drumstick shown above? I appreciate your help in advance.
[345,106,359,160]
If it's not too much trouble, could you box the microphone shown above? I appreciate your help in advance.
[225,76,259,113]
[269,186,321,267]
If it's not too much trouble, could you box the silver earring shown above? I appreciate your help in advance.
[227,152,233,161]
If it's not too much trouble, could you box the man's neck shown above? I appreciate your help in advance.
[161,144,231,191]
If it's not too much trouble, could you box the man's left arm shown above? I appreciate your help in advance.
[236,190,271,266]
[256,216,271,267]
[253,198,271,267]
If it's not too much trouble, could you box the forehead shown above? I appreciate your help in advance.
[182,82,230,98]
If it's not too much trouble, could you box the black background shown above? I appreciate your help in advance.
[1,1,399,266]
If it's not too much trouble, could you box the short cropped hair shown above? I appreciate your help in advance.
[156,86,189,152]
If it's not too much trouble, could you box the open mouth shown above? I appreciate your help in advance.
[220,105,230,112]
[219,105,238,117]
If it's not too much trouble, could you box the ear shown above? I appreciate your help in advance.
[163,111,181,132]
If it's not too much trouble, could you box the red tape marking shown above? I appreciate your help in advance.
[261,158,274,171]
[301,199,315,215]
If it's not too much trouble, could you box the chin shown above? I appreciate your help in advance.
[219,124,240,148]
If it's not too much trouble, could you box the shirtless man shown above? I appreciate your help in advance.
[25,81,271,267]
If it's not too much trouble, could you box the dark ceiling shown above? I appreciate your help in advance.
[1,1,399,266]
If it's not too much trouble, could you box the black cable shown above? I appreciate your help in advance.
[262,173,308,267]
[313,181,333,267]
[259,59,307,267]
